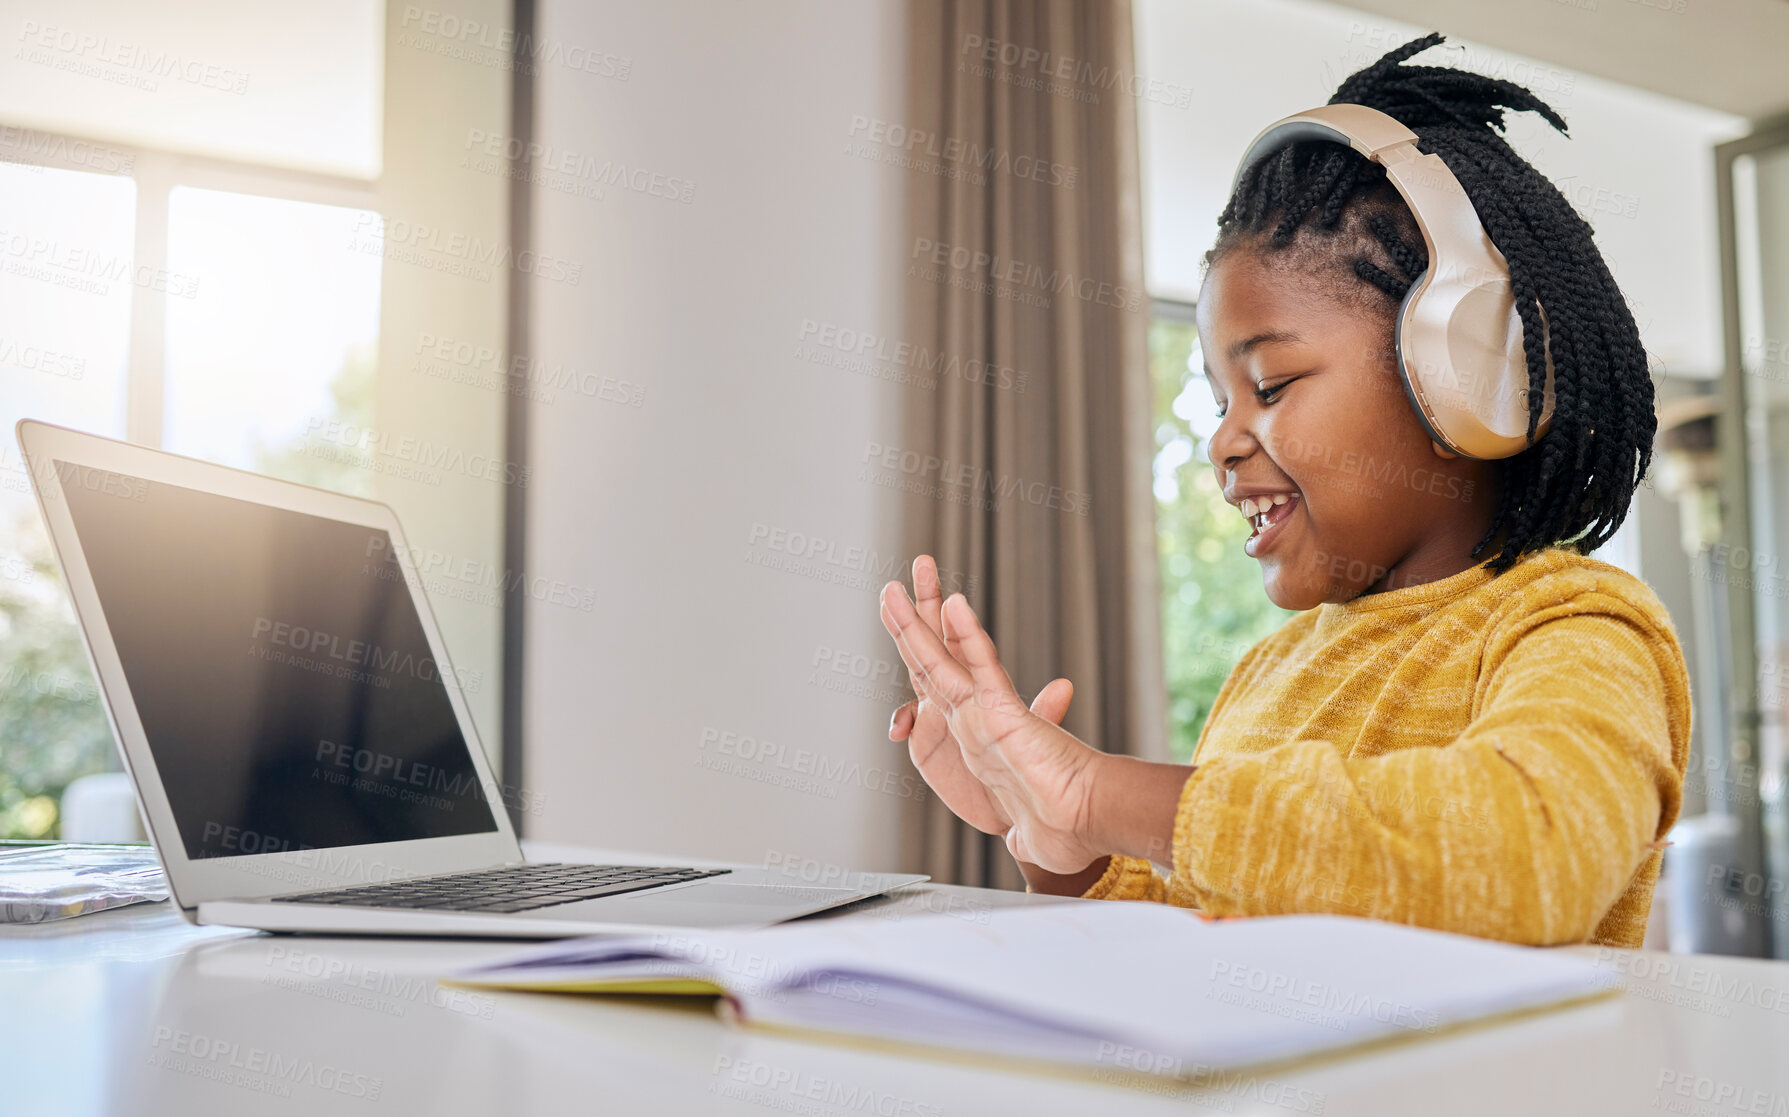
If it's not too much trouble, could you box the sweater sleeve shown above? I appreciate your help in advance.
[1079,854,1168,902]
[1161,609,1687,945]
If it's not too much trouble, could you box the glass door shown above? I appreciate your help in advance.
[1718,122,1789,958]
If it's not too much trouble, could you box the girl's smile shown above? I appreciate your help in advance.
[1237,491,1300,558]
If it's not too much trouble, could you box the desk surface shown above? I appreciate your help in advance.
[4,842,1787,1116]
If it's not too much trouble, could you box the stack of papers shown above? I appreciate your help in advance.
[0,842,168,923]
[448,901,1613,1078]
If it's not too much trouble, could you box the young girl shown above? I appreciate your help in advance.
[878,33,1690,949]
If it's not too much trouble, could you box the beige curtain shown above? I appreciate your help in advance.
[898,0,1165,889]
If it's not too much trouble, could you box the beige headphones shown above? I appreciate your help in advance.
[1230,103,1556,460]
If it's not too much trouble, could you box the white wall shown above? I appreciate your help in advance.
[525,0,913,871]
[1134,0,1748,577]
[0,0,383,177]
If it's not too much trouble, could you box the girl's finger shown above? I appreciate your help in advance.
[943,612,967,665]
[1029,678,1074,727]
[942,593,1021,712]
[881,597,944,709]
[880,584,974,709]
[912,555,945,641]
[889,700,918,741]
[913,556,966,679]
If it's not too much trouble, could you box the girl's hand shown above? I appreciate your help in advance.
[878,566,1110,874]
[887,558,1076,840]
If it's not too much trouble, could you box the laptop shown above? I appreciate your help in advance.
[18,419,926,936]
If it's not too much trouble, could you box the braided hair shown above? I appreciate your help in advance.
[1203,32,1653,575]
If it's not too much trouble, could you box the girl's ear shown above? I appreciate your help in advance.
[1430,439,1460,460]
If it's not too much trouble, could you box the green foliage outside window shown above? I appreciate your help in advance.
[1149,314,1297,763]
[0,521,115,839]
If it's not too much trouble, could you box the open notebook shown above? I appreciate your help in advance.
[446,901,1615,1079]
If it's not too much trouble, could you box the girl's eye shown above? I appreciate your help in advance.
[1215,381,1292,419]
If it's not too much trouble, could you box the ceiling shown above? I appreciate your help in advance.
[1334,0,1789,123]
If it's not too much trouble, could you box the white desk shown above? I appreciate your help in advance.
[4,842,1787,1116]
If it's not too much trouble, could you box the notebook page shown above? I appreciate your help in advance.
[454,902,1609,1071]
[735,904,1608,1068]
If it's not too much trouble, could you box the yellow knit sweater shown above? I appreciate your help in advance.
[1084,546,1691,948]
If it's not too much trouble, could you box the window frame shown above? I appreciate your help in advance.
[0,126,381,449]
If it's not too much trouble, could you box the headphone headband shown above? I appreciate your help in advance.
[1231,104,1420,195]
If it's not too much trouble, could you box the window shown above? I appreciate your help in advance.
[0,146,380,839]
[0,159,137,838]
[0,9,523,842]
[1149,302,1297,763]
[164,186,382,492]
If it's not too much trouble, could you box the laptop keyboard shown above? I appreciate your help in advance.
[270,863,730,914]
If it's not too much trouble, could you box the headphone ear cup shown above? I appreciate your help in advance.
[1392,277,1459,455]
[1408,275,1554,459]
[1480,292,1556,447]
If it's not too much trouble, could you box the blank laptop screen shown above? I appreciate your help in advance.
[55,461,500,860]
